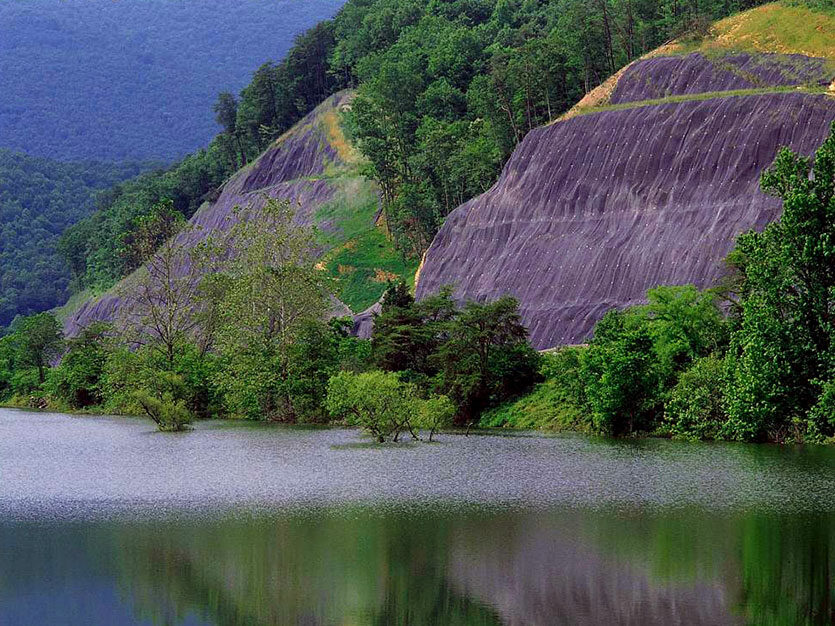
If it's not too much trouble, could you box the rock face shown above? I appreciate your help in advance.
[416,52,835,348]
[66,92,359,335]
[611,52,832,104]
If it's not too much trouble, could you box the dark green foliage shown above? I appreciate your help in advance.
[725,122,835,443]
[50,323,112,409]
[0,150,149,325]
[58,147,231,290]
[665,355,727,440]
[480,347,588,430]
[372,282,540,422]
[433,296,541,422]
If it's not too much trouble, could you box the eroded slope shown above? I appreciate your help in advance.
[416,4,835,348]
[67,92,412,334]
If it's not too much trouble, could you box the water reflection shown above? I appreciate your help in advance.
[1,509,832,625]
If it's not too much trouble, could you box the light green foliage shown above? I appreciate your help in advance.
[665,355,727,440]
[414,394,455,441]
[314,178,419,311]
[99,342,221,427]
[725,122,835,442]
[642,285,727,384]
[326,370,418,442]
[133,371,193,432]
[211,199,332,421]
[117,208,213,370]
[481,347,588,431]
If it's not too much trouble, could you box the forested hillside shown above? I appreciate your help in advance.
[0,151,149,326]
[62,0,779,296]
[0,0,345,161]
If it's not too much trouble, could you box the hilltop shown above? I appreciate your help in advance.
[416,2,835,348]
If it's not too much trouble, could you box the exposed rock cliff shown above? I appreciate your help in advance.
[416,6,835,348]
[66,91,410,334]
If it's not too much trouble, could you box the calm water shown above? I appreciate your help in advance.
[0,409,833,625]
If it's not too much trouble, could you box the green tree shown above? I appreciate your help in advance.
[725,122,835,442]
[15,313,63,384]
[325,370,418,442]
[414,394,455,441]
[580,309,660,435]
[665,355,727,440]
[211,198,332,421]
[51,322,112,408]
[433,295,540,422]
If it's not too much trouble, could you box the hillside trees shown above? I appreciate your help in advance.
[0,150,148,326]
[59,0,776,301]
[211,198,332,421]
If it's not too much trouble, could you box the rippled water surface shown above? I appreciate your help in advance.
[1,408,833,624]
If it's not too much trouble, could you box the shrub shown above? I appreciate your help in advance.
[665,355,727,440]
[481,347,589,431]
[326,370,418,442]
[415,394,455,441]
[134,388,192,432]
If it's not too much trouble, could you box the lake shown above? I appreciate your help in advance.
[0,408,833,625]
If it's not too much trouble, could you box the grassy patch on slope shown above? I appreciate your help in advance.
[315,175,418,312]
[678,2,835,60]
[574,85,830,117]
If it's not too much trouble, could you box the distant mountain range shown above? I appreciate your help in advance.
[0,0,345,162]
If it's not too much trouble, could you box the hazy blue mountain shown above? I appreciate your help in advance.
[0,0,345,162]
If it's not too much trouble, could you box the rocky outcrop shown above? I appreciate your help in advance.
[416,60,835,347]
[611,52,832,103]
[65,92,358,335]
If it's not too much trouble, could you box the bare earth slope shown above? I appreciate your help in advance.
[66,92,411,334]
[416,4,835,349]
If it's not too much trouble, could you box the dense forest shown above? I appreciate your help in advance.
[0,150,150,326]
[0,0,345,161]
[61,0,776,295]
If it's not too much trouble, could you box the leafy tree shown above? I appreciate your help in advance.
[433,295,540,422]
[414,394,455,441]
[580,310,661,435]
[371,281,446,376]
[665,355,727,440]
[725,122,835,442]
[134,371,193,432]
[15,313,63,384]
[325,370,419,442]
[50,322,113,408]
[117,207,212,369]
[211,198,332,421]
